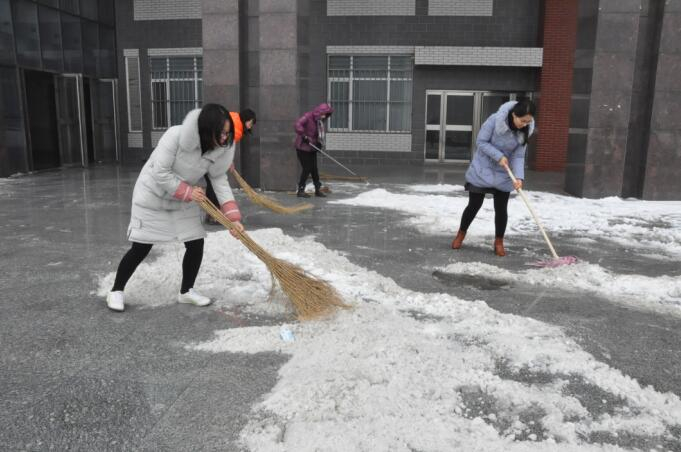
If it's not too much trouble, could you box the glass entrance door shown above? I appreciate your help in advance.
[425,91,523,163]
[425,91,474,162]
[90,79,119,163]
[55,73,86,166]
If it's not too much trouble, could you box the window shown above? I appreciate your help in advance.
[328,55,412,132]
[150,56,203,129]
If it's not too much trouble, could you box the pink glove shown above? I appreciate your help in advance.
[173,181,193,202]
[221,200,242,222]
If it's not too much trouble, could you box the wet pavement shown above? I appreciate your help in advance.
[1,163,680,450]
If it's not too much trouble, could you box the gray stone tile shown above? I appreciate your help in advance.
[0,370,184,451]
[595,12,640,54]
[137,352,286,452]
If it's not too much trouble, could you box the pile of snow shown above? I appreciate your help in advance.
[436,261,681,317]
[111,229,681,451]
[406,183,465,194]
[331,187,681,257]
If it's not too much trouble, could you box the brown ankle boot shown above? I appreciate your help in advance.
[494,237,506,256]
[451,230,466,249]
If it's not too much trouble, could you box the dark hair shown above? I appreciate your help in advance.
[198,103,233,153]
[240,108,256,125]
[507,98,536,145]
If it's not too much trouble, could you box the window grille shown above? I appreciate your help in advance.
[328,55,412,132]
[150,56,202,129]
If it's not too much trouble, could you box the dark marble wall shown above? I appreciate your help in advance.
[622,0,663,198]
[256,0,299,190]
[642,1,681,200]
[565,0,643,198]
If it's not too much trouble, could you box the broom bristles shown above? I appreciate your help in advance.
[199,199,350,320]
[230,168,313,214]
[319,172,368,182]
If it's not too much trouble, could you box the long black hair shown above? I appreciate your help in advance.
[198,103,234,153]
[507,98,536,145]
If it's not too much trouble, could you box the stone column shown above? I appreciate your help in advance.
[575,0,642,198]
[258,0,299,190]
[201,0,240,111]
[642,1,681,200]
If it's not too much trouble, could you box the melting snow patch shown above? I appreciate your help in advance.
[172,230,681,451]
[331,188,681,258]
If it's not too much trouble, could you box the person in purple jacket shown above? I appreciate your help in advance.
[451,99,536,257]
[294,103,334,197]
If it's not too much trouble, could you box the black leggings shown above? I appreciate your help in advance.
[459,191,510,238]
[296,149,320,191]
[111,239,204,294]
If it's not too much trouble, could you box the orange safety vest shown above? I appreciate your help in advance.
[229,111,243,143]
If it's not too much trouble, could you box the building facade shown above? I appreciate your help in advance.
[0,0,117,176]
[1,0,680,199]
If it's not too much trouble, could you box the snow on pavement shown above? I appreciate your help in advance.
[436,261,681,318]
[331,187,681,258]
[102,229,681,451]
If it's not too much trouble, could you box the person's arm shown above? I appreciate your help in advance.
[148,129,195,201]
[475,116,504,163]
[511,145,526,182]
[294,113,309,136]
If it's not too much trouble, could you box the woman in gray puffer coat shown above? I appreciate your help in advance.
[451,99,536,257]
[105,104,244,312]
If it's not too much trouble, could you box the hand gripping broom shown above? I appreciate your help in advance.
[198,199,350,319]
[229,167,313,214]
[505,166,577,268]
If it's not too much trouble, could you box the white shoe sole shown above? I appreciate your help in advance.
[177,297,212,307]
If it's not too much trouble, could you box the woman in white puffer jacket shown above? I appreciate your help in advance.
[105,104,244,312]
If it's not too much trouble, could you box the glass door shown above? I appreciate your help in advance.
[55,73,86,166]
[425,91,475,162]
[424,92,442,160]
[90,79,119,163]
[444,92,474,161]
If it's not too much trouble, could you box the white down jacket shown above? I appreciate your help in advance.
[127,109,238,244]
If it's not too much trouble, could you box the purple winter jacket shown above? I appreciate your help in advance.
[294,103,334,152]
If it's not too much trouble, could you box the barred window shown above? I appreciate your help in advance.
[150,56,203,129]
[328,55,412,132]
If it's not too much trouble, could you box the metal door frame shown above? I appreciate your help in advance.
[54,73,87,167]
[91,78,120,162]
[424,90,527,163]
[424,90,477,163]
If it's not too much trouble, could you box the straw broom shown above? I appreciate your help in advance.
[199,199,350,320]
[320,172,369,183]
[230,167,313,214]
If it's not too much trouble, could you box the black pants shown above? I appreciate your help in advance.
[205,177,219,206]
[111,239,204,294]
[296,149,320,191]
[459,191,510,238]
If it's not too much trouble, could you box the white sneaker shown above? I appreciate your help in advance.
[106,291,125,312]
[178,288,212,307]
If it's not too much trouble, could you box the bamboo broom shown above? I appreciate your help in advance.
[230,167,313,214]
[320,172,369,182]
[199,199,350,320]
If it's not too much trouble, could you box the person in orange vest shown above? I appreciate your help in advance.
[206,108,256,209]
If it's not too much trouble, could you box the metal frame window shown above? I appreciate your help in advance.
[328,55,412,133]
[150,55,202,129]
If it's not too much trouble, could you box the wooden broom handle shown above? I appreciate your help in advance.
[504,165,560,259]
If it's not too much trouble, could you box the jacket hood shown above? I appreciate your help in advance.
[312,103,334,120]
[179,109,202,151]
[495,101,535,138]
[229,111,243,143]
